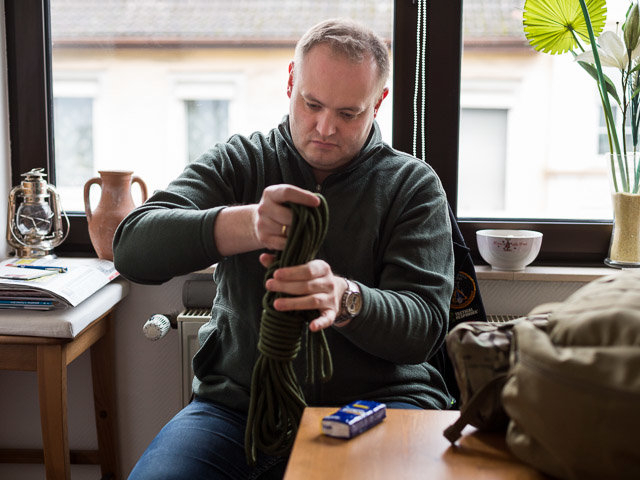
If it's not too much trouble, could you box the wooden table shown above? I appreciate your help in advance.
[284,407,549,480]
[0,278,128,480]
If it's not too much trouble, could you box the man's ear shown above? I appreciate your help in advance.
[287,61,294,98]
[373,87,389,118]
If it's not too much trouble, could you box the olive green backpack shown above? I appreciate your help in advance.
[442,311,550,443]
[444,272,640,480]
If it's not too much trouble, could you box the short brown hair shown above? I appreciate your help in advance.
[293,18,390,92]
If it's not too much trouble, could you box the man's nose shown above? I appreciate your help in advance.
[316,110,336,137]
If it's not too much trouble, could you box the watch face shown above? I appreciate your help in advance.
[346,292,362,315]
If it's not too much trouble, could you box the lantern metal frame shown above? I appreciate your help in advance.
[6,168,70,258]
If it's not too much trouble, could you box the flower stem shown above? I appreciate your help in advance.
[568,28,586,53]
[579,0,629,192]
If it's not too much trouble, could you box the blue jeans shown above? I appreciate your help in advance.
[128,396,421,480]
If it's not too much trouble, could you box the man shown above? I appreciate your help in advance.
[115,18,454,479]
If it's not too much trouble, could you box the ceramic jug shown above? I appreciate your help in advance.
[84,170,148,261]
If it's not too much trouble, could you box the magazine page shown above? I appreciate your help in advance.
[0,257,119,308]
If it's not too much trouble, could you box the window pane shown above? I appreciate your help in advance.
[459,0,629,221]
[459,108,507,214]
[49,1,394,212]
[186,99,229,163]
[53,97,94,188]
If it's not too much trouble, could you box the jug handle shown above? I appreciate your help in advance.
[132,176,149,204]
[83,177,102,222]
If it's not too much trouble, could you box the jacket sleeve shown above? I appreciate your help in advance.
[334,170,454,365]
[112,139,256,284]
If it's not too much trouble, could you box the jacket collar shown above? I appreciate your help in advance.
[276,115,383,180]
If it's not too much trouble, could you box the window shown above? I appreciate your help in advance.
[53,97,94,188]
[598,107,632,156]
[459,107,508,216]
[45,0,393,212]
[186,100,229,163]
[455,0,613,264]
[6,0,612,263]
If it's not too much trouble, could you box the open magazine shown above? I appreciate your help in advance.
[0,257,119,310]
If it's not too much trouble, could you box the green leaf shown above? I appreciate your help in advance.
[523,0,607,55]
[577,60,622,106]
[630,62,640,75]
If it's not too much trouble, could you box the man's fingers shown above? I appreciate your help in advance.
[267,184,321,208]
[259,253,276,268]
[309,312,336,332]
[255,185,320,250]
[273,293,330,312]
[271,259,329,282]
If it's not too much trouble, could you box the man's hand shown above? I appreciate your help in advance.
[260,255,348,331]
[214,184,320,256]
[253,185,320,251]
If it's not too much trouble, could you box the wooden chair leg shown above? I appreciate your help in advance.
[90,313,121,480]
[37,343,70,480]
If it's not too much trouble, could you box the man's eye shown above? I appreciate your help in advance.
[306,102,320,110]
[341,112,356,120]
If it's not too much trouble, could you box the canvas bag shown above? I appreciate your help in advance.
[502,272,640,480]
[442,312,550,443]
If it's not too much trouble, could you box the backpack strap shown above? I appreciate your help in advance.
[443,373,508,444]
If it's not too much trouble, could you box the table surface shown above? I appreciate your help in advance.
[283,407,549,480]
[0,277,128,338]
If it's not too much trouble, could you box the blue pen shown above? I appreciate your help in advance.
[6,264,68,273]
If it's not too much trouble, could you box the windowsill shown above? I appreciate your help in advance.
[474,264,617,282]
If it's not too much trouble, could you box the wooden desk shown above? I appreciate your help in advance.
[284,407,549,480]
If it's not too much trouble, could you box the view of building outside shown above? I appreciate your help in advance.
[459,0,628,221]
[50,0,625,221]
[50,0,394,212]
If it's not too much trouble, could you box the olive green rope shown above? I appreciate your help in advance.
[244,194,333,465]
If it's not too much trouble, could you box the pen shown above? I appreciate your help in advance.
[6,264,68,273]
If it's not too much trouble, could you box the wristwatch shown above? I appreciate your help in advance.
[334,279,362,326]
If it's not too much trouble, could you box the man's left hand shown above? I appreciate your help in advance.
[259,254,347,331]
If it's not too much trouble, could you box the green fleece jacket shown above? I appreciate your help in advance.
[113,117,454,410]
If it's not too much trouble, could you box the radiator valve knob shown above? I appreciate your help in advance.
[143,314,172,341]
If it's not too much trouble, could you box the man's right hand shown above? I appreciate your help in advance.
[214,184,320,257]
[253,184,321,251]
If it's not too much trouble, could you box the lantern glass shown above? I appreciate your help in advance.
[16,203,54,237]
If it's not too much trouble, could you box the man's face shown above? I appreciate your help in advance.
[288,44,387,183]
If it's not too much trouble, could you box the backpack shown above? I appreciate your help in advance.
[443,271,640,479]
[502,272,640,480]
[442,311,550,443]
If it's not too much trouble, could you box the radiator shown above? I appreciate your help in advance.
[486,314,521,323]
[175,309,520,406]
[177,307,211,407]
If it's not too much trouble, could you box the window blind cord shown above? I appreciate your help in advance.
[412,0,427,161]
[244,195,332,466]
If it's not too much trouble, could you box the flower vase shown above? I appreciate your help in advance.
[84,171,148,261]
[605,192,640,268]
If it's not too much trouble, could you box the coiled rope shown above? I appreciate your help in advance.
[245,194,333,465]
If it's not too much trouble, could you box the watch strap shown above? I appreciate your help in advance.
[335,279,361,326]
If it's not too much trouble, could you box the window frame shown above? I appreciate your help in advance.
[6,0,612,263]
[393,1,611,266]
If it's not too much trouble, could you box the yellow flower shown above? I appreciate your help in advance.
[523,0,607,55]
